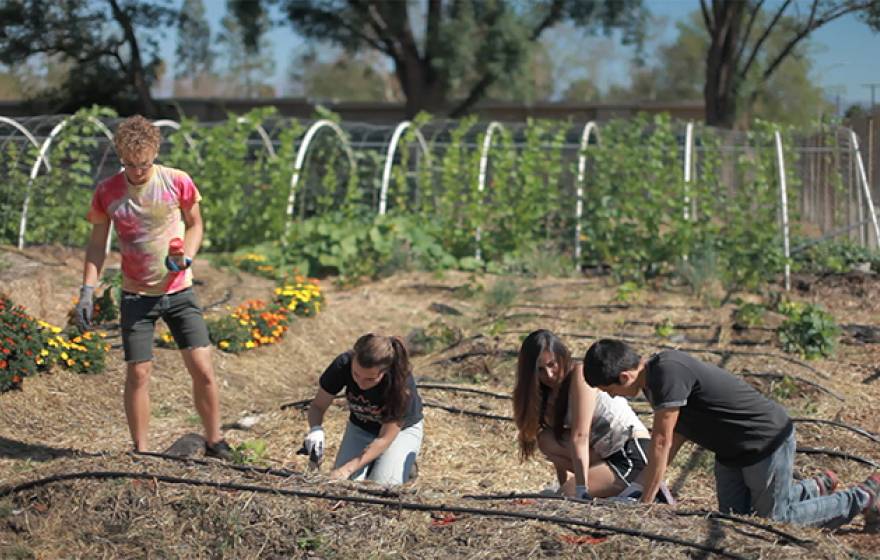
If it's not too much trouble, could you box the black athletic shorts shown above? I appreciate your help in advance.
[120,287,211,362]
[605,437,650,485]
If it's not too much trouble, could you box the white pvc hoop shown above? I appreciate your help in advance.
[378,121,432,215]
[574,121,600,267]
[849,130,880,249]
[236,116,276,159]
[774,130,791,291]
[0,117,51,172]
[284,119,356,237]
[152,119,200,156]
[474,121,505,260]
[683,121,694,221]
[18,116,114,249]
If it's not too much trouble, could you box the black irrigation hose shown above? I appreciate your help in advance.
[422,400,514,422]
[415,382,511,400]
[738,371,844,402]
[792,418,880,445]
[460,492,813,548]
[431,349,519,366]
[796,448,880,468]
[132,451,813,550]
[511,303,703,312]
[0,470,748,560]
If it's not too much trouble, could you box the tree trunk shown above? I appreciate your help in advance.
[108,0,156,116]
[704,0,746,128]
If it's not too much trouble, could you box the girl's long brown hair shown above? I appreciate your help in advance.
[512,330,573,460]
[353,333,412,422]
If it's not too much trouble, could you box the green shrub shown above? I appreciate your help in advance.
[777,302,839,359]
[733,301,766,329]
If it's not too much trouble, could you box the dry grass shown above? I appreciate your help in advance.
[1,245,880,558]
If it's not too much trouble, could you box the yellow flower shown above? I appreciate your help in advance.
[40,349,49,356]
[245,341,256,349]
[83,360,91,367]
[239,320,248,326]
[219,341,230,349]
[51,327,61,334]
[60,352,69,360]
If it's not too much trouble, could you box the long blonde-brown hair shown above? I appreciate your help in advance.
[353,333,412,422]
[512,330,573,460]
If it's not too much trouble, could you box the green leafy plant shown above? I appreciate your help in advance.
[232,439,268,465]
[769,375,799,400]
[777,302,839,359]
[733,301,766,329]
[654,318,675,338]
[613,281,641,303]
[483,279,519,316]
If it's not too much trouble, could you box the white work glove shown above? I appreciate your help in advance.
[303,426,324,459]
[575,484,593,501]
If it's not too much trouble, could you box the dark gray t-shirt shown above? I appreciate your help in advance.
[319,351,423,436]
[644,350,793,467]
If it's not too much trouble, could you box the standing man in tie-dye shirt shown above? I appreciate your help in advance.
[74,115,232,460]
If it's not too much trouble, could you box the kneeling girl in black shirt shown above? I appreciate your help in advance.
[303,333,424,485]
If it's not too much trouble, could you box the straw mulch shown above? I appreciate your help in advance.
[1,244,879,558]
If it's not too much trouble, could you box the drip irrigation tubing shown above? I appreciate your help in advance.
[415,382,511,400]
[431,349,518,366]
[791,418,880,445]
[0,470,748,559]
[738,371,844,402]
[422,400,514,421]
[460,492,813,548]
[511,303,703,312]
[795,448,879,468]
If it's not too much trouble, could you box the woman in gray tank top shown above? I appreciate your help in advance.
[513,330,656,499]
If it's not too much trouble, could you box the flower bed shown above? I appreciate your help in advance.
[159,278,325,354]
[1,294,110,393]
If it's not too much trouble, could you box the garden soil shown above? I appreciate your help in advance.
[1,244,879,559]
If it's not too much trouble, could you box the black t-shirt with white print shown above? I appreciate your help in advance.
[644,350,793,467]
[319,351,423,436]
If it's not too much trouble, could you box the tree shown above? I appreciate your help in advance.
[609,11,831,125]
[216,7,276,97]
[174,0,215,96]
[0,0,177,115]
[700,0,877,127]
[257,0,644,117]
[287,48,398,101]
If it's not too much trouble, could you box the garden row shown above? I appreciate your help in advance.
[2,107,875,291]
[0,277,324,393]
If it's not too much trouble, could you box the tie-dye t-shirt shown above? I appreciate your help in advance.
[86,165,202,296]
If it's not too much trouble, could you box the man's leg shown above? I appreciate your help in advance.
[165,288,222,446]
[125,360,152,451]
[746,429,868,528]
[714,459,751,514]
[120,292,162,452]
[181,346,222,444]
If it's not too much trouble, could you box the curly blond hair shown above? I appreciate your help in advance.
[114,115,161,160]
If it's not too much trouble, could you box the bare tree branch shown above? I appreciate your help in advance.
[733,0,765,67]
[700,0,715,34]
[738,0,793,81]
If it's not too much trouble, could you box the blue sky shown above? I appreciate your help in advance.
[158,0,880,106]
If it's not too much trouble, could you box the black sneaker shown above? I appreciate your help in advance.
[205,439,234,461]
